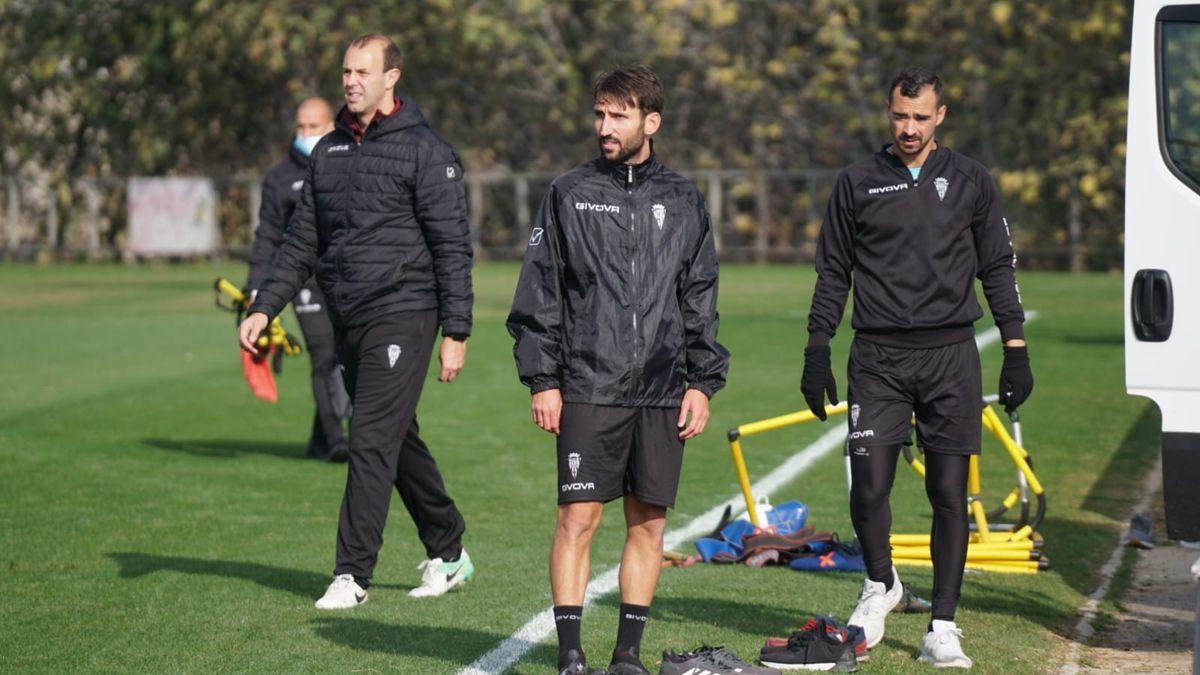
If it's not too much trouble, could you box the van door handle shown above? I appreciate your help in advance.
[1131,269,1173,342]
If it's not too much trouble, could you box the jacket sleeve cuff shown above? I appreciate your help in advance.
[246,299,280,320]
[440,319,472,340]
[529,377,560,394]
[689,382,716,399]
[998,321,1025,343]
[807,330,833,348]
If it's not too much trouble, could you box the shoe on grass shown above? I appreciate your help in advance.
[917,620,972,669]
[758,626,858,672]
[314,573,367,610]
[558,648,606,675]
[408,548,474,597]
[661,644,780,675]
[846,567,903,648]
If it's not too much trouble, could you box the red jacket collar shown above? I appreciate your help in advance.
[341,97,402,142]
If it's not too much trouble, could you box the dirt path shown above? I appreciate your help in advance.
[1077,493,1197,673]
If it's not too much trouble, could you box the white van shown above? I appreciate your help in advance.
[1126,1,1200,539]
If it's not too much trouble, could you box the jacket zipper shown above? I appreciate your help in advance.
[336,135,362,306]
[627,164,640,398]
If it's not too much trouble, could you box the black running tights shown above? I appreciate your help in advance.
[849,445,970,621]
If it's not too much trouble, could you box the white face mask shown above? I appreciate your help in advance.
[293,134,323,157]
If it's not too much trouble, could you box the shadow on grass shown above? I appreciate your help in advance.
[1079,404,1161,521]
[141,437,309,460]
[597,589,829,637]
[311,617,508,665]
[108,552,328,598]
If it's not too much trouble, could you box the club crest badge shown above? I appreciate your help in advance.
[568,452,581,479]
[529,227,544,246]
[850,403,860,428]
[299,289,311,305]
[652,203,666,230]
[446,166,457,179]
[291,179,304,192]
[387,344,401,368]
[934,176,949,202]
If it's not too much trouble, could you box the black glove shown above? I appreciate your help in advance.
[802,345,839,421]
[998,346,1034,413]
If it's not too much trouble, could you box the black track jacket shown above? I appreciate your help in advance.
[507,153,730,407]
[246,145,317,295]
[249,96,473,337]
[808,145,1025,349]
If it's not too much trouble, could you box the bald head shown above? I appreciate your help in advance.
[295,97,334,138]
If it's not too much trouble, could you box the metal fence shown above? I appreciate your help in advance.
[0,170,1112,268]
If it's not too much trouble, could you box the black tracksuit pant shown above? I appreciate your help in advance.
[293,283,350,457]
[333,309,466,585]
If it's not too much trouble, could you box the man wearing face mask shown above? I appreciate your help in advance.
[239,34,474,607]
[246,97,350,462]
[508,65,729,675]
[799,68,1033,669]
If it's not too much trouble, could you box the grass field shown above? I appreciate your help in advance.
[0,262,1155,673]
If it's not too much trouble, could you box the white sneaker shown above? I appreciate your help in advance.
[314,574,368,610]
[408,549,474,598]
[847,566,904,648]
[918,620,973,668]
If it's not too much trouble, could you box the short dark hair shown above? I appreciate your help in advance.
[889,67,942,106]
[349,33,402,73]
[593,65,665,115]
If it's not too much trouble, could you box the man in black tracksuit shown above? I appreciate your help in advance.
[239,34,474,608]
[246,97,350,462]
[801,68,1034,668]
[508,66,729,675]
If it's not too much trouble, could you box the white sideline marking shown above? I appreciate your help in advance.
[459,320,1022,674]
[1058,457,1163,674]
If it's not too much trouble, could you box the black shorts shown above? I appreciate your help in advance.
[556,403,685,508]
[846,337,982,455]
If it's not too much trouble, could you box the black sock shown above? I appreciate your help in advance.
[612,603,650,663]
[554,605,584,667]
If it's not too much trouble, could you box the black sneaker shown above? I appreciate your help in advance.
[758,628,858,672]
[559,649,605,675]
[661,645,781,675]
[607,651,652,675]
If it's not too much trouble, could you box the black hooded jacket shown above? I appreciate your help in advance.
[507,152,730,407]
[249,96,473,336]
[807,144,1025,348]
[246,145,317,294]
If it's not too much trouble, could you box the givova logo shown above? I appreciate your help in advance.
[575,202,620,213]
[867,182,908,195]
[560,481,596,492]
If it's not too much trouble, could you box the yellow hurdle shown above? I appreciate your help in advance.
[891,547,1040,562]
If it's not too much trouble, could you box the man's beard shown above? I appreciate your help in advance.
[598,130,647,164]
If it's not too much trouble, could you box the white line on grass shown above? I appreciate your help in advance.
[459,319,1026,675]
[1058,456,1163,675]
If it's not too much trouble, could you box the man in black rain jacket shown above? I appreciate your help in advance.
[239,34,474,609]
[507,65,729,675]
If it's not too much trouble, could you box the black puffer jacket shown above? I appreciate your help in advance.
[246,145,318,296]
[250,96,473,336]
[507,152,729,407]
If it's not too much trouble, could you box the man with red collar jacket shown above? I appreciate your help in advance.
[508,65,729,675]
[800,68,1033,669]
[245,97,350,462]
[239,34,474,607]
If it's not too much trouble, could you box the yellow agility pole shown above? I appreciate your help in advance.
[727,403,848,525]
[890,547,1042,562]
[894,558,1045,575]
[890,536,1038,551]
